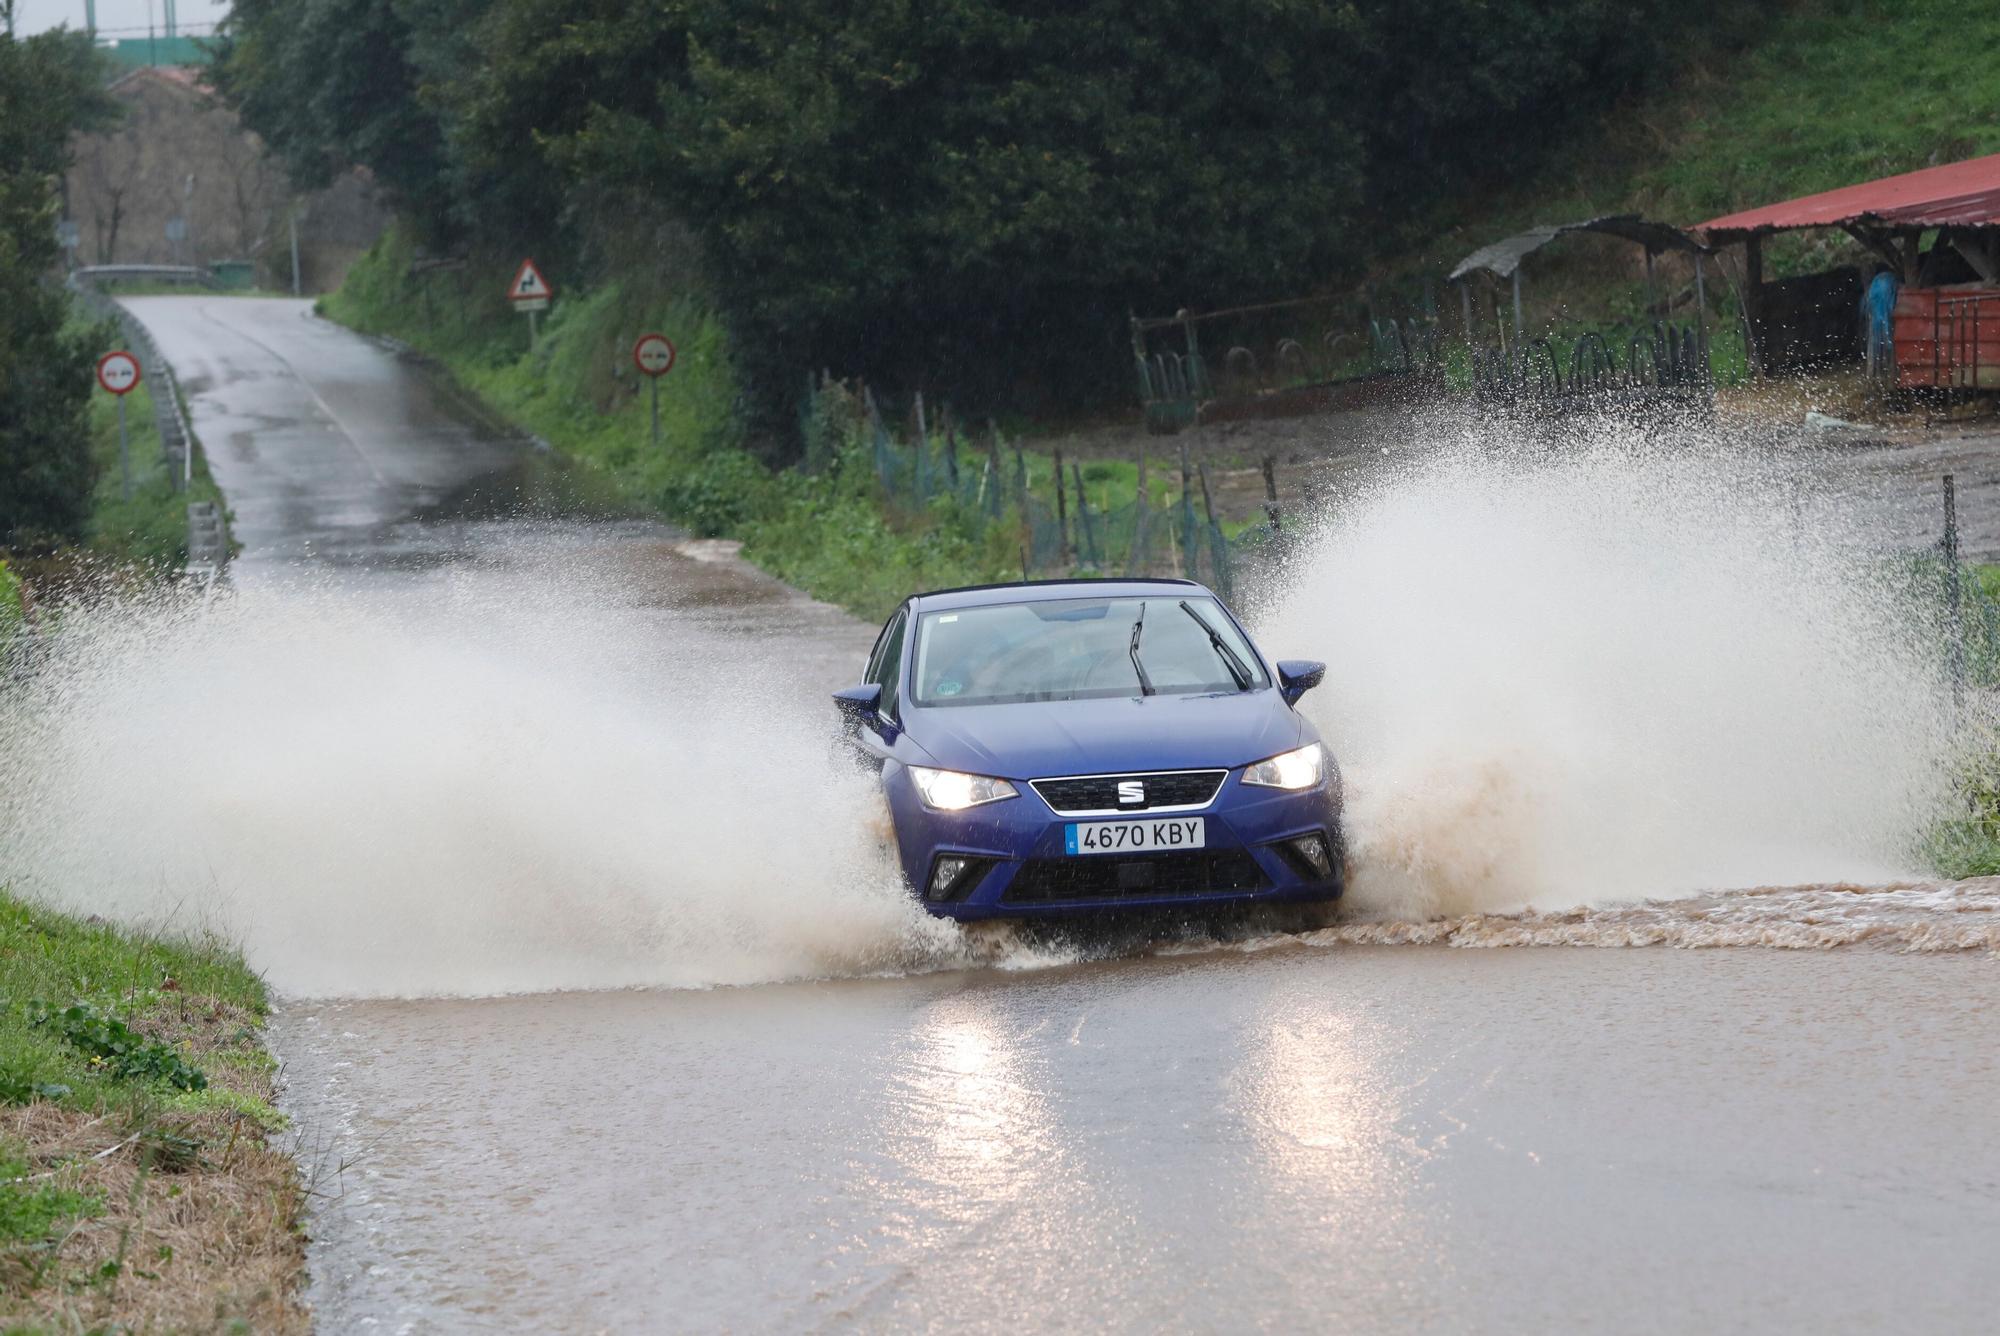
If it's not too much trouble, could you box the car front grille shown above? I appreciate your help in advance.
[1029,770,1227,815]
[1001,850,1267,904]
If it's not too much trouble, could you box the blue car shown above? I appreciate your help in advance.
[833,578,1343,920]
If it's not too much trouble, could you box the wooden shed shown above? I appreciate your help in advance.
[1698,153,2000,388]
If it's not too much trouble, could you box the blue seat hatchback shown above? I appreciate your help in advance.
[834,578,1343,920]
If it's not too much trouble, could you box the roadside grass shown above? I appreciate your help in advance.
[0,560,21,630]
[1915,563,2000,879]
[0,891,303,1331]
[72,313,230,573]
[322,228,1038,617]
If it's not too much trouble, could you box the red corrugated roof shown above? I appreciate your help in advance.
[1698,152,2000,236]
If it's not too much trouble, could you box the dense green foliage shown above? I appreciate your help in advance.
[1394,0,2000,310]
[219,0,1767,431]
[0,28,119,549]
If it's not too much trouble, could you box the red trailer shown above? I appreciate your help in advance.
[1893,284,2000,390]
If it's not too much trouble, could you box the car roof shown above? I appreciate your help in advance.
[909,577,1214,613]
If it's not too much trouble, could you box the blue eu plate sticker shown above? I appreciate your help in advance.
[1064,825,1078,855]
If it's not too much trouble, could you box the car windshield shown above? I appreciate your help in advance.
[912,596,1268,707]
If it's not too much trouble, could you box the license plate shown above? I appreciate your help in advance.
[1065,818,1205,855]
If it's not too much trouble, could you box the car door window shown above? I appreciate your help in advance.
[871,609,907,722]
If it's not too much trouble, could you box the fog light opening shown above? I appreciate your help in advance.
[930,856,970,895]
[1288,834,1332,879]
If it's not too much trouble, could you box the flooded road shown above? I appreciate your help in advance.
[277,947,2000,1334]
[74,298,2000,1332]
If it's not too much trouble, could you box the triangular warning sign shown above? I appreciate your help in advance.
[507,258,553,301]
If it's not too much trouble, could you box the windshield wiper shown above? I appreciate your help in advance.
[1128,601,1156,696]
[1178,600,1253,691]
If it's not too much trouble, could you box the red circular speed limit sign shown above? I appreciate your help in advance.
[97,350,142,395]
[633,333,677,377]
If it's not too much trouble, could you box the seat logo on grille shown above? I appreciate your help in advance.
[1117,781,1146,805]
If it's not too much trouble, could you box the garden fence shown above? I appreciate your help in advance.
[825,380,1286,601]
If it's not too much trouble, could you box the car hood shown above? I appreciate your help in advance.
[905,689,1305,779]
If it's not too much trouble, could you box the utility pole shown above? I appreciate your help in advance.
[84,1,97,38]
[165,0,176,38]
[289,207,302,296]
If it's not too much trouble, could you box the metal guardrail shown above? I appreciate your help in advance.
[69,264,213,286]
[64,274,229,580]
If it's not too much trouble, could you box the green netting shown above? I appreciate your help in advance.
[834,380,1288,597]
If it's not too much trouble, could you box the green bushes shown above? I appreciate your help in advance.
[0,29,117,551]
[24,1002,208,1094]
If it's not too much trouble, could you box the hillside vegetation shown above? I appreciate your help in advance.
[309,2,2000,618]
[1401,0,2000,328]
[218,0,1774,431]
[325,228,1025,615]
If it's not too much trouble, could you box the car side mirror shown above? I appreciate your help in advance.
[832,683,884,730]
[1275,660,1325,706]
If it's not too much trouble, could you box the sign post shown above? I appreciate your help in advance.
[507,258,553,349]
[97,350,142,499]
[632,333,678,447]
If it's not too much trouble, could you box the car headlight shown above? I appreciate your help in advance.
[909,766,1018,811]
[1242,742,1324,791]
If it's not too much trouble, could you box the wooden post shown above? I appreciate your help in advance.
[1945,473,1966,693]
[1196,462,1227,596]
[1054,446,1071,566]
[1511,268,1524,345]
[986,420,1005,517]
[1261,454,1281,533]
[1743,235,1765,378]
[1133,441,1150,574]
[1459,280,1475,353]
[1072,461,1094,567]
[1694,254,1710,365]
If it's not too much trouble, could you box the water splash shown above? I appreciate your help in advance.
[1262,422,1962,920]
[0,425,1980,996]
[0,560,965,998]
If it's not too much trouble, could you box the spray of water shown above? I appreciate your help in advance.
[0,423,1977,996]
[1262,419,1961,921]
[0,562,965,997]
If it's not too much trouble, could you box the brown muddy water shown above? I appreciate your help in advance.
[276,947,2000,1333]
[3,298,1994,1332]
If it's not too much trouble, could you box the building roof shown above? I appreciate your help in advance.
[1448,215,1708,282]
[1698,153,2000,238]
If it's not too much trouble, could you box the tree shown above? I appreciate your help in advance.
[466,0,1370,422]
[212,0,466,238]
[0,26,118,549]
[71,90,152,264]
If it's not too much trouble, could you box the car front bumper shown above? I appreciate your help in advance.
[886,765,1344,921]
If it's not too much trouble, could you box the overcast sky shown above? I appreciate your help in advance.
[15,0,230,38]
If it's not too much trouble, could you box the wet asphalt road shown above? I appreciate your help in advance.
[123,297,2000,1333]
